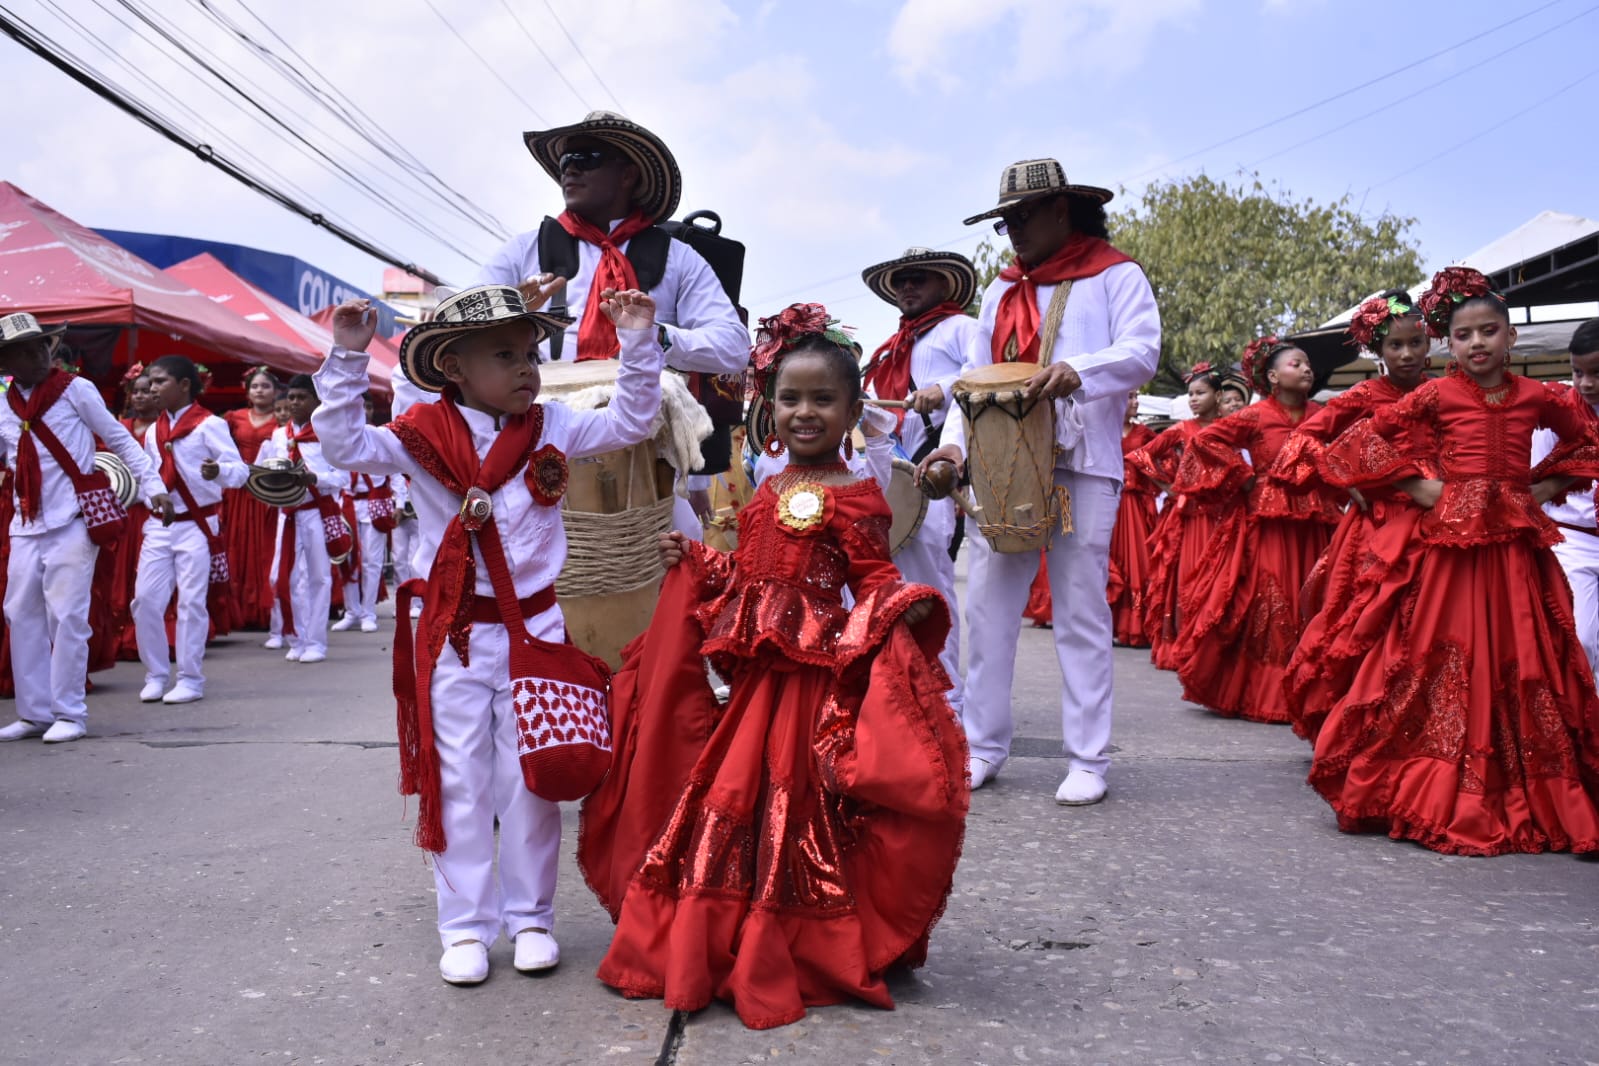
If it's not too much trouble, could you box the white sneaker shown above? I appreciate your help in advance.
[968,756,996,790]
[1055,769,1108,806]
[139,681,166,702]
[439,940,489,985]
[262,635,284,650]
[297,649,326,664]
[42,720,86,743]
[162,683,204,705]
[513,928,560,973]
[0,720,48,742]
[331,615,358,632]
[285,647,303,662]
[359,619,379,633]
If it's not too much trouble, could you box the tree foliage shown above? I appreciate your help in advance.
[971,175,1423,390]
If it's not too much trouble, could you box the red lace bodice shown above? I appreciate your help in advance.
[1178,397,1342,523]
[225,408,279,464]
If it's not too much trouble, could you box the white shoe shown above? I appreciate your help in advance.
[297,649,326,664]
[331,615,358,632]
[262,635,284,650]
[439,940,489,985]
[285,647,303,662]
[0,720,48,742]
[162,683,204,705]
[513,928,560,973]
[359,619,379,633]
[968,756,996,790]
[42,720,86,743]
[1055,769,1108,806]
[139,681,166,702]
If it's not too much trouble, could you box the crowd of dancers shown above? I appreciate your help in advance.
[2,107,1597,1033]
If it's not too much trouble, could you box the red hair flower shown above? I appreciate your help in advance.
[1182,361,1217,385]
[1418,266,1500,338]
[120,361,146,387]
[1240,335,1283,396]
[525,443,569,507]
[749,302,854,398]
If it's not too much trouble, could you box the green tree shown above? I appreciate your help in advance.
[971,175,1423,390]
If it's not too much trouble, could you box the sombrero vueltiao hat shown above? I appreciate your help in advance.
[962,158,1114,226]
[93,451,139,508]
[397,285,572,395]
[246,457,309,508]
[0,312,67,348]
[861,247,978,310]
[522,110,682,225]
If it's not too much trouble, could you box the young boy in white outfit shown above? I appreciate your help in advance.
[0,313,168,741]
[257,374,346,664]
[315,283,663,986]
[333,395,394,634]
[132,355,247,705]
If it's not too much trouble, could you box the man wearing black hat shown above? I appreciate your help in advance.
[920,159,1161,806]
[860,247,979,720]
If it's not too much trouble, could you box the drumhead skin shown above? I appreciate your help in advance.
[886,458,928,555]
[955,362,1041,393]
[538,360,621,398]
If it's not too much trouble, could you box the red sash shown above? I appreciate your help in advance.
[6,369,74,522]
[991,234,1135,364]
[556,209,654,362]
[155,405,211,490]
[864,302,966,424]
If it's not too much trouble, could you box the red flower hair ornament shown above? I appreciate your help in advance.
[1182,361,1219,386]
[1347,294,1419,353]
[1417,266,1503,338]
[121,361,146,388]
[750,302,854,399]
[1240,335,1290,396]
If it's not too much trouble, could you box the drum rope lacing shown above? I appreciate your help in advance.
[557,495,676,596]
[963,389,1073,544]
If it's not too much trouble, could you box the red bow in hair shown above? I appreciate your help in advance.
[1182,361,1217,385]
[1418,266,1502,338]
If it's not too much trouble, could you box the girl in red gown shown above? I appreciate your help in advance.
[1283,292,1434,741]
[224,367,282,630]
[579,306,968,1030]
[1174,339,1341,722]
[1108,390,1157,646]
[1130,362,1225,669]
[1309,268,1599,855]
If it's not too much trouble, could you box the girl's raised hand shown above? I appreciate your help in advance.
[331,298,377,353]
[659,530,687,569]
[599,289,657,331]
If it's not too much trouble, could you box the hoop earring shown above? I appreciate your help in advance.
[1423,356,1433,369]
[763,432,785,457]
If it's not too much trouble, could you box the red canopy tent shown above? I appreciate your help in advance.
[167,252,393,398]
[0,181,334,409]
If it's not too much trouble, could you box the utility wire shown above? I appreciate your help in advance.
[419,0,548,124]
[498,0,592,111]
[537,0,625,112]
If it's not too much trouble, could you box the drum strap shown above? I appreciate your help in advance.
[1036,279,1073,368]
[905,372,939,465]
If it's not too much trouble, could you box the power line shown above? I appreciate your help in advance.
[497,0,592,112]
[419,0,547,124]
[536,0,625,112]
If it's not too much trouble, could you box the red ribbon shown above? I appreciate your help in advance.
[864,302,966,426]
[5,368,72,523]
[556,209,654,362]
[991,234,1135,364]
[154,404,211,491]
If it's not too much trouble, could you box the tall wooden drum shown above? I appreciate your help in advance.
[952,362,1066,553]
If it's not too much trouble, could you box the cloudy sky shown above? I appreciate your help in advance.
[3,0,1596,346]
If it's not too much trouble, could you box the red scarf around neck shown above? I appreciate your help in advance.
[864,302,967,422]
[556,209,654,362]
[387,392,548,852]
[6,369,74,523]
[991,234,1135,364]
[154,404,211,491]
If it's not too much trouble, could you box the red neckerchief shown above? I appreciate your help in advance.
[556,209,654,362]
[387,392,548,852]
[6,369,74,523]
[991,234,1135,363]
[864,302,967,426]
[286,421,317,463]
[154,404,211,491]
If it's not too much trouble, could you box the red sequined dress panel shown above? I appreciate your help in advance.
[1178,397,1342,523]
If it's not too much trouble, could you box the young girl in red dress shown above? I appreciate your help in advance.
[1130,362,1225,669]
[224,367,282,630]
[1174,339,1342,722]
[579,304,969,1031]
[1309,268,1599,855]
[1283,292,1434,741]
[1107,390,1157,646]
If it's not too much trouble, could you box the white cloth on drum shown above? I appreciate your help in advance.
[961,467,1122,775]
[4,520,97,724]
[133,515,218,692]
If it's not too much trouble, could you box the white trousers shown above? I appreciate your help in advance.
[340,521,388,622]
[893,497,964,713]
[962,470,1121,775]
[133,516,216,691]
[1552,527,1599,676]
[5,521,97,725]
[269,509,332,656]
[391,518,421,586]
[430,607,564,948]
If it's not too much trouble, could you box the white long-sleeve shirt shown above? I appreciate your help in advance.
[255,421,347,502]
[866,313,979,461]
[312,326,664,599]
[944,261,1161,483]
[1534,405,1599,529]
[477,217,749,375]
[0,375,165,536]
[140,404,247,514]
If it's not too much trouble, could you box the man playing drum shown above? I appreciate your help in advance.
[861,247,980,721]
[920,159,1160,805]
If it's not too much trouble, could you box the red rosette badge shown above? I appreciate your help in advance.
[525,444,569,507]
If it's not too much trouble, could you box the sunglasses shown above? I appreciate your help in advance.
[558,148,614,172]
[992,196,1059,236]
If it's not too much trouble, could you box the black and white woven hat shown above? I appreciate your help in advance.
[0,312,67,349]
[523,110,682,225]
[962,158,1114,226]
[861,247,978,310]
[397,285,572,395]
[93,451,139,508]
[246,457,308,509]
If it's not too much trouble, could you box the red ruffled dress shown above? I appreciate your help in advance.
[1129,418,1232,670]
[579,473,969,1030]
[224,409,280,629]
[0,467,12,697]
[1280,377,1431,741]
[1174,397,1342,722]
[1107,423,1158,646]
[108,417,154,661]
[1307,370,1599,855]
